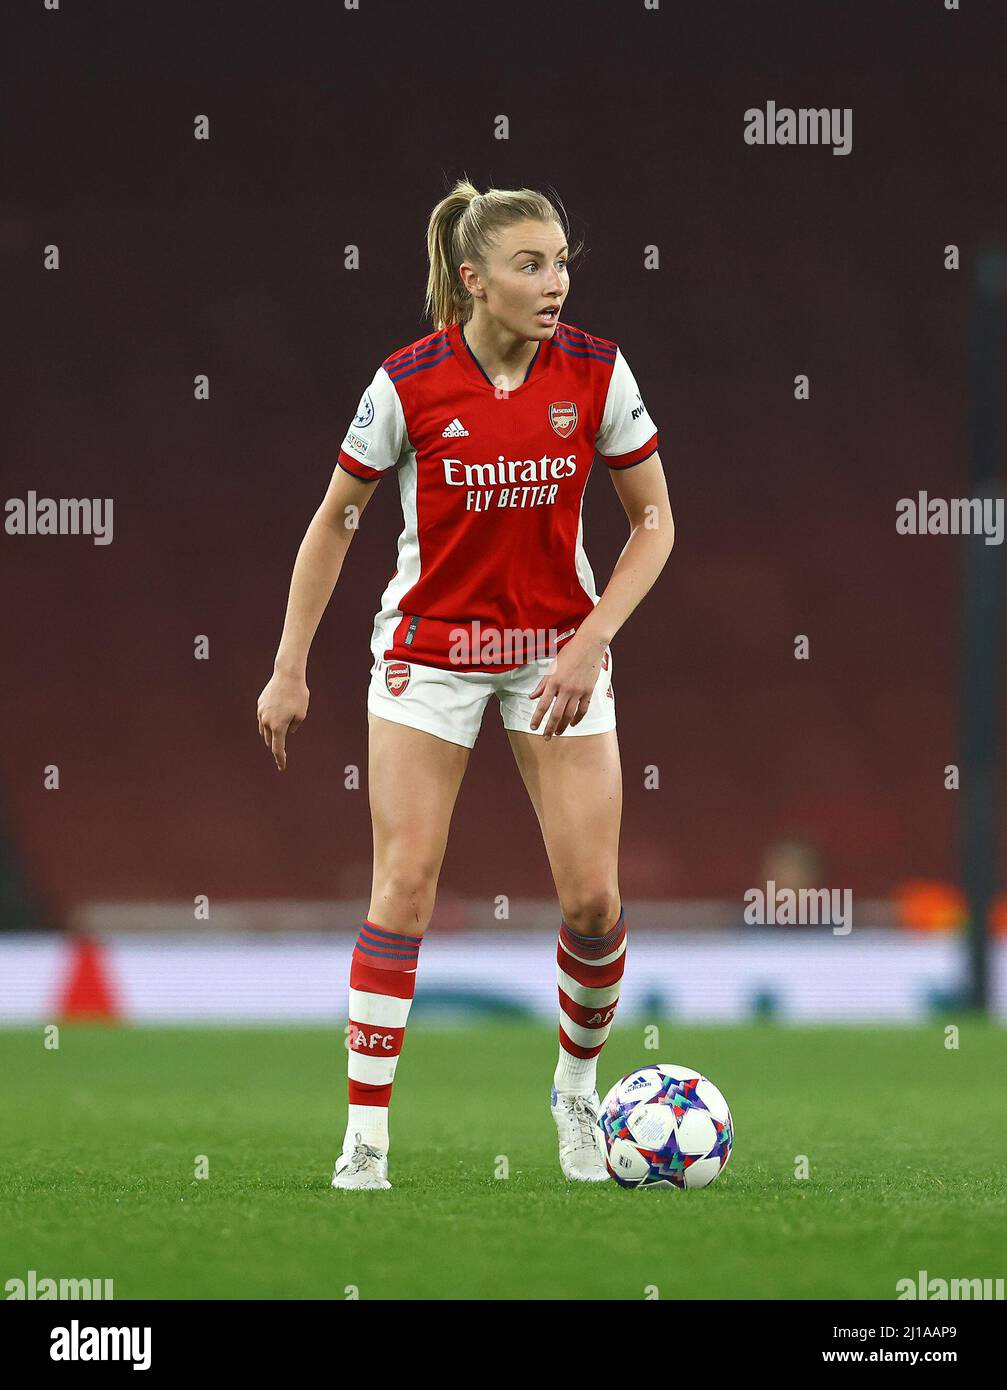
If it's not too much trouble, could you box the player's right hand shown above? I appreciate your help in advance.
[256,672,309,772]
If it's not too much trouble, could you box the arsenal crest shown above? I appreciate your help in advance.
[385,662,410,697]
[549,401,578,438]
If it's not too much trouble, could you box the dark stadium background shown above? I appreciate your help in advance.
[2,0,1004,927]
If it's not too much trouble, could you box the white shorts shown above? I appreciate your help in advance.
[366,647,617,749]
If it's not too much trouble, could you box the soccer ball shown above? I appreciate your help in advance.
[598,1063,734,1189]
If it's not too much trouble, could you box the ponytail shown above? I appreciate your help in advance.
[423,176,582,330]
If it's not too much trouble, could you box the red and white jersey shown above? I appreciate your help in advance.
[338,319,659,672]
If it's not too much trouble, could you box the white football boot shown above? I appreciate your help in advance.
[551,1087,611,1182]
[331,1132,392,1191]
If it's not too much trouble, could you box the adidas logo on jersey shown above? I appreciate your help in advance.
[442,417,469,437]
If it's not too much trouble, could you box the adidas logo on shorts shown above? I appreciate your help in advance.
[441,417,469,437]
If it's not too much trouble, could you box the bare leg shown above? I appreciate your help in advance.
[366,712,471,935]
[506,727,623,935]
[508,727,626,1105]
[338,714,471,1164]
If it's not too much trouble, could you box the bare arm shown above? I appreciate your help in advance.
[256,465,380,770]
[529,452,675,737]
[272,465,379,676]
[576,452,675,650]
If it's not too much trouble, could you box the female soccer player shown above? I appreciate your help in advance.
[257,180,674,1189]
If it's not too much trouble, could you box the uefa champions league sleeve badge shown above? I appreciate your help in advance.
[353,390,375,429]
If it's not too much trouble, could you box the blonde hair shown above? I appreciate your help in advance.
[423,176,584,330]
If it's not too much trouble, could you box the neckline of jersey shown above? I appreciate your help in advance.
[450,320,550,394]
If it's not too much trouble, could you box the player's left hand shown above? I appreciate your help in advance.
[527,634,606,739]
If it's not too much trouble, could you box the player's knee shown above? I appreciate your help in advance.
[561,887,622,937]
[373,865,439,916]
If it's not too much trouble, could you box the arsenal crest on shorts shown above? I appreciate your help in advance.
[549,401,578,438]
[385,662,410,696]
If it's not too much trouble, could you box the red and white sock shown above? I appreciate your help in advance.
[344,919,422,1154]
[554,906,627,1096]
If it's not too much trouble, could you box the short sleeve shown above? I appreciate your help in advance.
[338,366,407,481]
[595,349,659,469]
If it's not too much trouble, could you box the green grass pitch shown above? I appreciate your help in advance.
[1,1021,1004,1300]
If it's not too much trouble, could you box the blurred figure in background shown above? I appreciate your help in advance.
[741,836,827,931]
